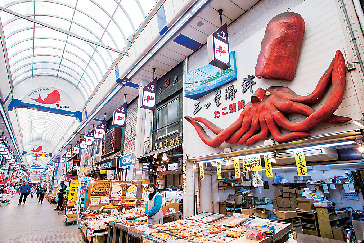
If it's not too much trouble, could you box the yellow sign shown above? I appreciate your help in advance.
[234,158,240,179]
[81,167,87,172]
[67,180,78,207]
[199,163,204,180]
[217,160,222,179]
[251,155,262,171]
[100,170,106,174]
[264,154,273,177]
[294,149,307,176]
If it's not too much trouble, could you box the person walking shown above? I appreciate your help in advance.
[38,186,45,204]
[56,181,67,211]
[144,183,163,225]
[18,181,30,205]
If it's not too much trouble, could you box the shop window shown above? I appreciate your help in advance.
[156,98,179,138]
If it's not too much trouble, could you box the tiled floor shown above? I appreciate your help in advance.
[0,194,84,242]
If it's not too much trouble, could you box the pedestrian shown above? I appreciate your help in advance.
[18,181,30,205]
[56,181,67,211]
[38,186,45,204]
[144,183,163,225]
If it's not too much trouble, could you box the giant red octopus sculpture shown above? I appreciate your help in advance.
[185,50,351,148]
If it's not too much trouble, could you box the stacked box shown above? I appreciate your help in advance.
[273,187,304,211]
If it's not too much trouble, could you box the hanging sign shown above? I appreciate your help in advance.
[199,163,204,181]
[207,23,230,70]
[66,150,72,158]
[251,155,262,171]
[217,160,222,179]
[113,103,127,127]
[67,180,79,206]
[85,131,94,145]
[60,157,66,163]
[264,154,273,177]
[242,156,250,172]
[72,145,80,154]
[94,122,106,139]
[110,182,123,200]
[294,149,307,176]
[80,140,87,149]
[234,158,241,179]
[141,78,157,110]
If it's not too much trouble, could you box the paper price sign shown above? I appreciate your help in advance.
[199,164,204,181]
[294,149,307,176]
[264,154,273,177]
[217,160,222,179]
[234,158,240,179]
[251,155,262,171]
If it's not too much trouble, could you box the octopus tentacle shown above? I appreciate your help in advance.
[184,115,244,148]
[273,99,314,117]
[191,117,223,135]
[245,117,270,146]
[266,116,310,142]
[272,51,349,131]
[237,117,260,144]
[326,115,352,123]
[226,115,252,144]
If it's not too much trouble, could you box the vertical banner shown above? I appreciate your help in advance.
[94,121,106,139]
[207,23,230,70]
[72,145,80,154]
[85,130,94,145]
[67,180,78,206]
[113,103,127,127]
[294,149,307,176]
[66,150,72,158]
[80,140,87,149]
[183,160,187,195]
[199,163,204,181]
[251,155,262,171]
[234,158,241,179]
[141,78,157,110]
[217,160,222,179]
[264,154,273,177]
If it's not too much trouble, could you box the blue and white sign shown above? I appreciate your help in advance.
[120,153,133,167]
[185,51,237,100]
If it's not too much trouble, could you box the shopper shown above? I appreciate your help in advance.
[18,181,30,205]
[56,181,67,210]
[145,183,163,225]
[38,186,45,204]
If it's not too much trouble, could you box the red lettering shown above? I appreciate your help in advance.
[238,100,246,111]
[214,111,220,118]
[229,103,237,113]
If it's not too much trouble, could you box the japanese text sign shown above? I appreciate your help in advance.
[264,154,273,177]
[294,149,307,176]
[217,160,222,179]
[234,158,240,179]
[199,163,204,181]
[113,103,127,127]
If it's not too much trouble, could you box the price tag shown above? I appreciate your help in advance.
[264,154,273,177]
[199,163,204,181]
[294,149,307,176]
[234,158,240,179]
[217,160,222,179]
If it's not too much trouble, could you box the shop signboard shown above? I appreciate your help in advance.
[100,196,109,204]
[199,163,204,181]
[113,103,127,127]
[126,184,137,199]
[66,150,72,158]
[185,51,237,100]
[264,154,273,178]
[72,145,80,154]
[242,156,251,172]
[67,180,78,206]
[217,160,222,179]
[294,149,307,176]
[153,134,182,151]
[234,158,240,179]
[207,24,230,70]
[80,140,87,149]
[141,78,157,110]
[85,131,94,145]
[110,182,123,200]
[120,153,133,168]
[94,122,106,139]
[90,180,111,197]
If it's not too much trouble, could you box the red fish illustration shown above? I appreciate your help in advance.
[32,90,61,104]
[216,46,227,56]
[144,95,155,103]
[31,146,42,152]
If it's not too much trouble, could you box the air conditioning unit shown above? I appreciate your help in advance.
[276,148,338,165]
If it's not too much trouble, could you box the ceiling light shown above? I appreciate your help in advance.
[358,146,364,153]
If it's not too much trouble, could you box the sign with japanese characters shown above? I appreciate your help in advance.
[294,149,307,176]
[251,155,262,171]
[207,24,230,70]
[217,160,222,179]
[110,182,123,200]
[67,180,78,206]
[264,154,273,177]
[113,103,127,127]
[234,158,241,179]
[141,78,157,110]
[199,163,204,181]
[90,180,111,196]
[94,122,106,139]
[153,134,182,151]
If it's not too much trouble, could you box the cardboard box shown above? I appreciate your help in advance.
[241,208,254,215]
[297,202,314,211]
[276,211,297,220]
[283,193,290,198]
[332,227,345,241]
[254,209,269,219]
[275,190,283,197]
[283,187,290,192]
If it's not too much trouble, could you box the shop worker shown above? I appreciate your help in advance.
[18,181,30,205]
[145,183,163,225]
[56,181,67,210]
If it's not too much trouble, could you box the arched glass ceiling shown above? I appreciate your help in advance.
[0,0,159,167]
[0,0,158,98]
